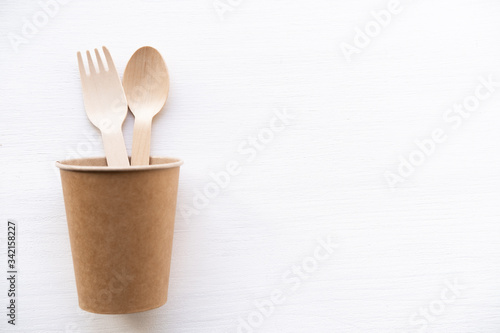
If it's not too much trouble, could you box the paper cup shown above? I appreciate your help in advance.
[56,157,183,314]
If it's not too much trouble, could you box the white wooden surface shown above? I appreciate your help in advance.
[1,0,500,332]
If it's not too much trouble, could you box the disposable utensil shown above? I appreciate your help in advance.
[122,46,170,166]
[77,46,129,167]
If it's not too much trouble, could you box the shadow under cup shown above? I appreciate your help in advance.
[56,157,183,314]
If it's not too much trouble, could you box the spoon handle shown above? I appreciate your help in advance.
[101,129,130,167]
[131,117,152,166]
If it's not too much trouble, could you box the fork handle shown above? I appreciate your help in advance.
[101,129,130,167]
[131,117,152,166]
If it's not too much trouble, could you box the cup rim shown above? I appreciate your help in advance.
[56,156,183,172]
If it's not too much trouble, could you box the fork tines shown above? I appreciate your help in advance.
[77,46,118,77]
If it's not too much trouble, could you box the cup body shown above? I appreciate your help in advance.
[56,157,182,314]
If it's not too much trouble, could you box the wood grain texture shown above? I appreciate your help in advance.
[1,0,500,332]
[123,46,170,166]
[77,46,129,167]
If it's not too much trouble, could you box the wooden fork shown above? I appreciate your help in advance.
[77,46,129,167]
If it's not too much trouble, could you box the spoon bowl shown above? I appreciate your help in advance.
[123,46,170,165]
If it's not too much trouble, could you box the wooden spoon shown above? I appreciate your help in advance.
[123,46,170,165]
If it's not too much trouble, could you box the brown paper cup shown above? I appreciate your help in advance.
[56,156,183,314]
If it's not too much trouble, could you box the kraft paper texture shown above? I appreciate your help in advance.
[56,157,182,314]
